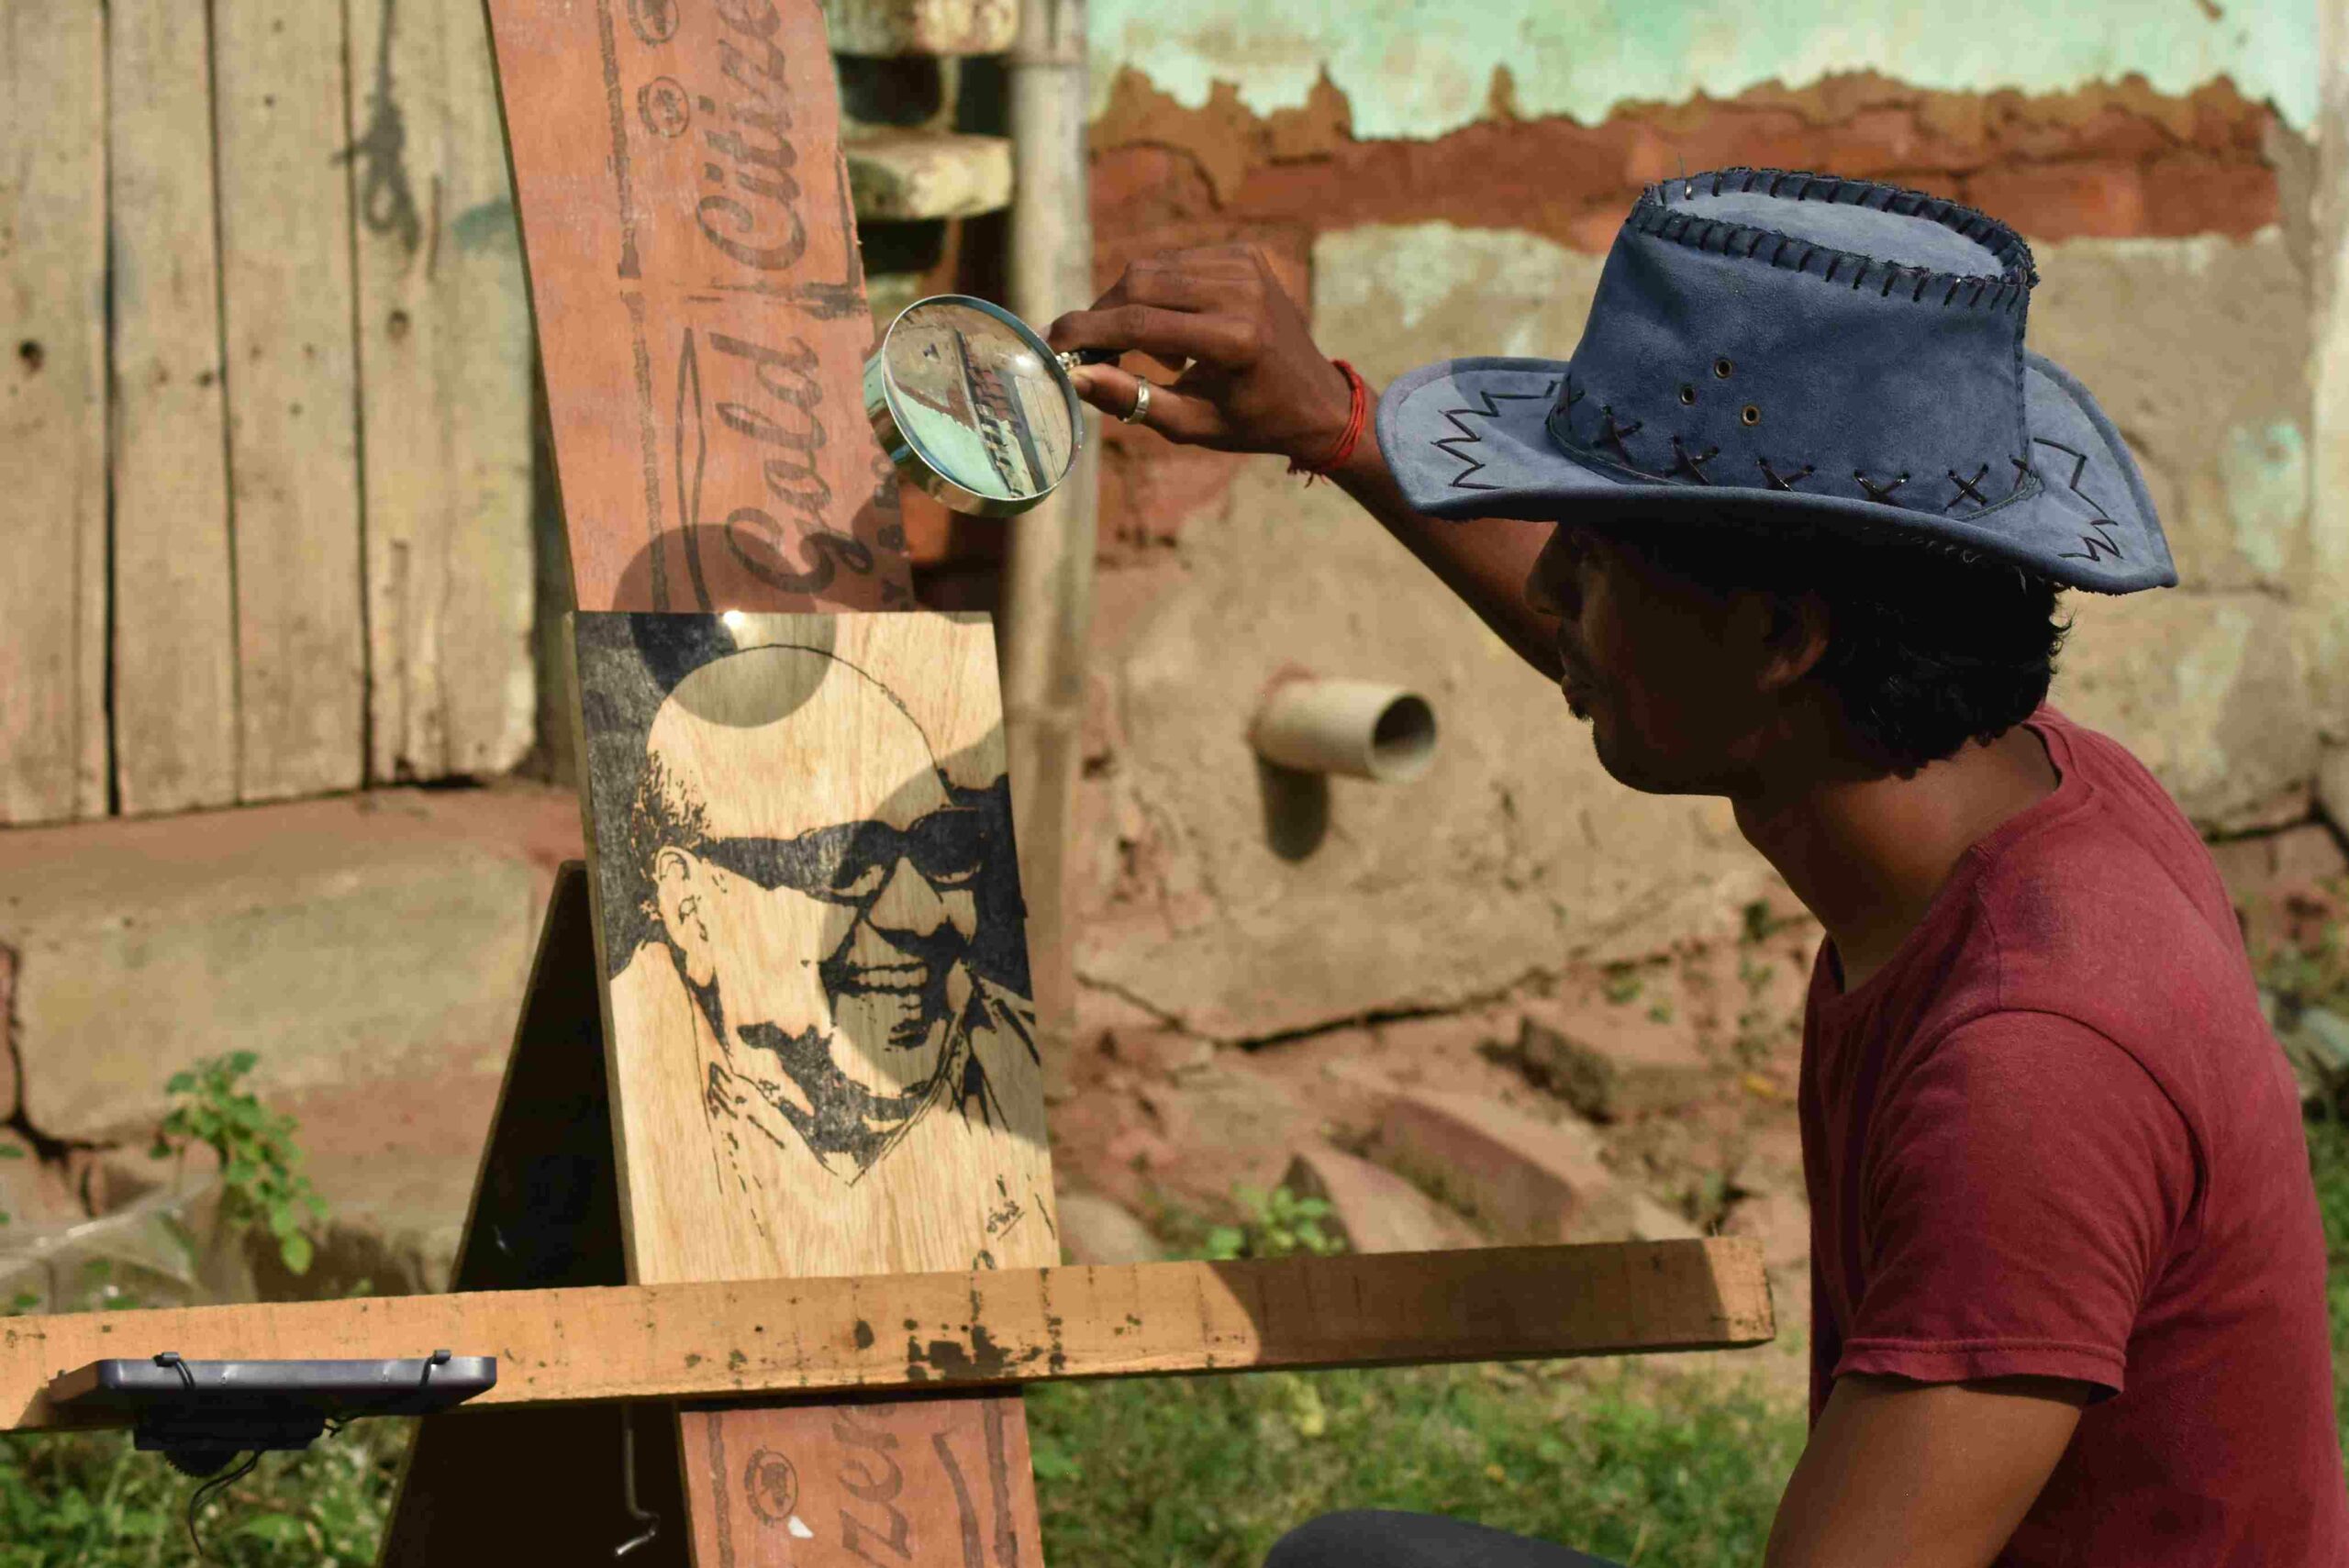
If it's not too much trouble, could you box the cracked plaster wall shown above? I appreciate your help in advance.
[1088,0,2319,142]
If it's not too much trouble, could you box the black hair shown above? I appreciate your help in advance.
[1605,512,2070,778]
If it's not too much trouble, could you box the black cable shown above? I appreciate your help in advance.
[184,1450,262,1565]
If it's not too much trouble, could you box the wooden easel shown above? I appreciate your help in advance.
[0,5,1774,1563]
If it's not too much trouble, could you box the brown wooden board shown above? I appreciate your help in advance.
[349,0,540,782]
[108,0,239,816]
[0,3,107,826]
[566,611,1057,1286]
[3,1240,1776,1429]
[482,0,915,617]
[214,0,367,802]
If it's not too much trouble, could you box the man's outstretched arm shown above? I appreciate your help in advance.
[1766,1373,2088,1568]
[1045,244,1564,681]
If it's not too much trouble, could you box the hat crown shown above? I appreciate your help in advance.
[1550,169,2044,518]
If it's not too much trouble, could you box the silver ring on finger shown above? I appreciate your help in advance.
[1122,381,1152,426]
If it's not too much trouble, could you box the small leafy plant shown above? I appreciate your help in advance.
[1203,1184,1345,1262]
[151,1052,328,1275]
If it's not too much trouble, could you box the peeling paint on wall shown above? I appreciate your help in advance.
[1089,0,2318,142]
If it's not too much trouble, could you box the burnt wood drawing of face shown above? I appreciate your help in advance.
[574,614,1035,1191]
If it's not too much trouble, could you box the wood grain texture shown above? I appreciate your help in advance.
[567,611,1058,1288]
[107,0,239,816]
[213,0,366,801]
[0,5,109,826]
[0,1240,1776,1430]
[483,0,916,617]
[350,0,538,784]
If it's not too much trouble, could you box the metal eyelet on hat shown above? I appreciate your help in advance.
[1713,358,1733,379]
[1740,405,1762,427]
[1678,384,1697,406]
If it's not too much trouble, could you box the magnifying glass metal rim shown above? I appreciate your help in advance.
[864,294,1085,518]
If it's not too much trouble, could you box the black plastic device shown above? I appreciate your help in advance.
[48,1351,496,1477]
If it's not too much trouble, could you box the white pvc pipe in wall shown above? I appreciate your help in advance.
[1251,679,1439,783]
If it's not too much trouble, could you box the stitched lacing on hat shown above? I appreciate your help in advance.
[1632,167,2040,315]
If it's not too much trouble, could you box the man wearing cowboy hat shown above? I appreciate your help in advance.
[1051,171,2344,1565]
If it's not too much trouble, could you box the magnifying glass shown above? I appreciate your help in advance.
[863,295,1113,517]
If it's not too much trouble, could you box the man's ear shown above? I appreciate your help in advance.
[652,847,718,987]
[1754,590,1831,695]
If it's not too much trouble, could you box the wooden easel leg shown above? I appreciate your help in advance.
[379,865,690,1566]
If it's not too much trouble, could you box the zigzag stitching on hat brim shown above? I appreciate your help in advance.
[1633,166,2038,315]
[1433,381,1559,491]
[2033,436,2128,566]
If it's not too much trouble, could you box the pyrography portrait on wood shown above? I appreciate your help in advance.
[568,611,1056,1284]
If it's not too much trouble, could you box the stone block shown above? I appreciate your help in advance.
[823,0,1015,56]
[1055,1191,1163,1266]
[1371,1090,1610,1244]
[2319,746,2349,840]
[1282,1140,1483,1255]
[0,1129,85,1239]
[0,785,579,1154]
[2209,823,2349,905]
[846,130,1013,221]
[1503,998,1713,1122]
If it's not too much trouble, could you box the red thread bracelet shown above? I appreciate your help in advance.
[1288,360,1366,484]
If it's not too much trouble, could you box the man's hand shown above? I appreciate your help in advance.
[1766,1373,2089,1567]
[1045,244,1354,465]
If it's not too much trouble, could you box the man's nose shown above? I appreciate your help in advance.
[866,855,949,935]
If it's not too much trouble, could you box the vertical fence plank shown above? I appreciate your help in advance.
[348,0,536,783]
[213,0,366,801]
[108,0,239,816]
[0,6,109,826]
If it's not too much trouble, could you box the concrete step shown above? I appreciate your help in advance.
[825,0,1015,56]
[1282,1140,1485,1255]
[0,784,584,1266]
[1370,1089,1696,1246]
[847,130,1013,221]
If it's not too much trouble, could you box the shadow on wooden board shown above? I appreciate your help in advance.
[378,864,689,1567]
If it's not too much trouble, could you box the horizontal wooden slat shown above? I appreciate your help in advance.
[846,130,1013,220]
[0,1239,1770,1432]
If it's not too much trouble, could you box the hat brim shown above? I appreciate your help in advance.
[1376,350,2176,594]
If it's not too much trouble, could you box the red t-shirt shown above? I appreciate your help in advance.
[1800,706,2348,1563]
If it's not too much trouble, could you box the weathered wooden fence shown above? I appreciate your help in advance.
[2,0,537,826]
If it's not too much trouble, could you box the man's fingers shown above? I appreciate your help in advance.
[1046,305,1261,371]
[1067,364,1220,445]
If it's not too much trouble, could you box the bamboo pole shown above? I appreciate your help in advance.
[1000,0,1099,1095]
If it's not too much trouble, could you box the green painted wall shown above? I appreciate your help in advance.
[1088,0,2318,141]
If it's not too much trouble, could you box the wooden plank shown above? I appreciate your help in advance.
[0,5,108,826]
[349,0,538,784]
[1,1239,1776,1430]
[107,0,239,816]
[478,5,967,1555]
[213,0,366,801]
[381,864,688,1567]
[484,0,916,616]
[567,610,1056,1286]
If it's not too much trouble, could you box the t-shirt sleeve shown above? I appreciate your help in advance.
[1837,1012,2198,1397]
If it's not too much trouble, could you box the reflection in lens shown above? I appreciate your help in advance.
[883,302,1077,501]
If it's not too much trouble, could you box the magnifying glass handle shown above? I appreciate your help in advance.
[1055,347,1123,369]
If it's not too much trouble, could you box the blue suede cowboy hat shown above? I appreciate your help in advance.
[1377,168,2175,594]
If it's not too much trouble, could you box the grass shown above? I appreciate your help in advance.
[1028,1363,1800,1568]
